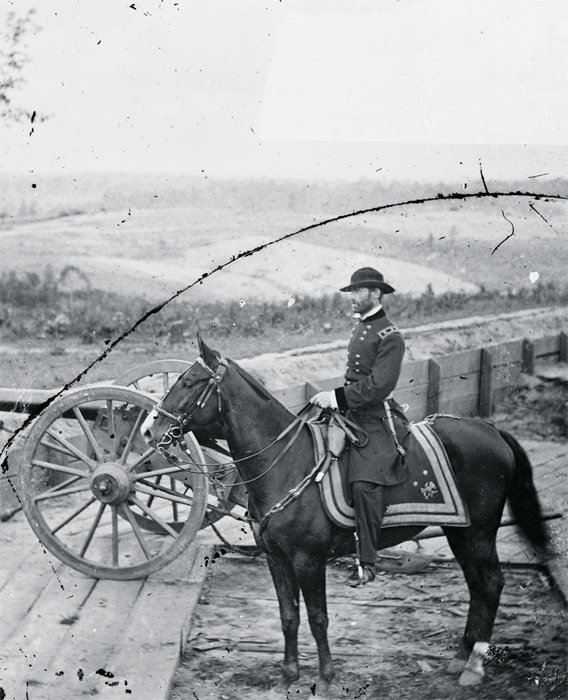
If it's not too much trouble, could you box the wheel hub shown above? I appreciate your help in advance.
[90,463,133,505]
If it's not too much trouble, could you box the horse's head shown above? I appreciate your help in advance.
[141,335,227,451]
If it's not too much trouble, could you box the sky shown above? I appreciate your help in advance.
[1,0,567,183]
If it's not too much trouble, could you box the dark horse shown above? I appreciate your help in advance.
[142,338,550,691]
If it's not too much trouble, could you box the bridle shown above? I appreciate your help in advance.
[154,356,228,454]
[152,356,313,486]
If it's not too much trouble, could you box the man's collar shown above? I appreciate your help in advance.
[356,303,383,321]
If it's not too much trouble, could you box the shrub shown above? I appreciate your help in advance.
[1,267,567,345]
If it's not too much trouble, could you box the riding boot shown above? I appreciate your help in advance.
[345,480,385,586]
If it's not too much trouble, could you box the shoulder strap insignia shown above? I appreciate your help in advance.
[377,325,399,340]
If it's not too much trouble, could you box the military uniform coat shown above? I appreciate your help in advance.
[335,308,409,486]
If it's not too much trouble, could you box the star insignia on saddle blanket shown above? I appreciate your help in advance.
[308,421,470,530]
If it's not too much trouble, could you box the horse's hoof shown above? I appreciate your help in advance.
[458,668,484,686]
[447,657,466,674]
[313,681,332,698]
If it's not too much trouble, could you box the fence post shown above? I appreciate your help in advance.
[426,359,441,415]
[521,338,535,375]
[559,331,568,364]
[478,348,494,417]
[304,380,324,403]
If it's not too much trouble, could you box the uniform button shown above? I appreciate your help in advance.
[359,337,365,341]
[355,361,360,365]
[366,325,371,329]
[355,369,361,373]
[362,330,367,335]
[355,354,360,358]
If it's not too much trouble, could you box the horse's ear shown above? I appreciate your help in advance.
[197,334,219,369]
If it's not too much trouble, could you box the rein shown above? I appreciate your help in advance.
[153,357,314,488]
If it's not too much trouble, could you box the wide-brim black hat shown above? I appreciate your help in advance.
[340,267,395,294]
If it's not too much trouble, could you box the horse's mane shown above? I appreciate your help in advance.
[227,358,275,403]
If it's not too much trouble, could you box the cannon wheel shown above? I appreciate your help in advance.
[18,386,209,580]
[113,359,192,396]
[114,359,246,529]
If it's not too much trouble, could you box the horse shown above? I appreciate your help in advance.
[141,337,551,692]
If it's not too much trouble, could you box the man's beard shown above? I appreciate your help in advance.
[351,294,374,315]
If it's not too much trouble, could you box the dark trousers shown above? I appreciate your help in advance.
[352,481,386,565]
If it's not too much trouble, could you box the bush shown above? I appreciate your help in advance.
[1,267,567,345]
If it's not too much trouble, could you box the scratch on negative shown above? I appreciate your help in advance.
[528,201,560,235]
[1,189,567,470]
[492,211,515,255]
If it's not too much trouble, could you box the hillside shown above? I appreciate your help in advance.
[1,181,566,304]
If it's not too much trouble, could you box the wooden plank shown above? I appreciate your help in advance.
[399,359,429,385]
[314,375,344,392]
[0,568,97,699]
[393,384,429,404]
[272,384,305,409]
[0,553,64,647]
[533,334,560,358]
[521,338,535,374]
[439,371,480,402]
[101,540,212,700]
[405,405,426,423]
[439,349,481,378]
[304,380,323,402]
[490,339,523,366]
[40,578,145,697]
[439,393,478,417]
[478,348,494,417]
[426,359,441,415]
[560,332,568,363]
[492,362,522,391]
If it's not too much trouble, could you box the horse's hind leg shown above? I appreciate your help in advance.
[444,527,505,685]
[266,554,301,685]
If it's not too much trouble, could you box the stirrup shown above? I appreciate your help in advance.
[345,564,375,587]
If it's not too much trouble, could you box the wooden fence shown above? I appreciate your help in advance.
[272,331,568,422]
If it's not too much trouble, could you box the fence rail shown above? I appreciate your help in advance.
[0,331,566,423]
[272,330,568,422]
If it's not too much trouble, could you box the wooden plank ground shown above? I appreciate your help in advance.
[0,516,213,700]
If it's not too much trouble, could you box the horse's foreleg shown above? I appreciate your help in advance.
[294,555,335,689]
[445,529,505,685]
[266,554,300,685]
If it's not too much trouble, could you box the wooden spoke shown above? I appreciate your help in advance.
[163,373,170,393]
[79,502,106,557]
[45,429,97,470]
[51,497,97,535]
[170,477,179,521]
[39,438,77,459]
[146,475,162,508]
[34,483,92,502]
[38,474,83,498]
[111,506,119,566]
[106,400,117,461]
[135,480,194,507]
[72,407,105,462]
[119,409,147,466]
[31,459,90,479]
[132,465,195,481]
[119,503,152,560]
[133,380,142,391]
[126,447,158,473]
[128,495,179,538]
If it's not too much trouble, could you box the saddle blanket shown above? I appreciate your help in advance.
[314,421,470,530]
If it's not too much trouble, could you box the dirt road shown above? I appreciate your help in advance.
[170,554,566,700]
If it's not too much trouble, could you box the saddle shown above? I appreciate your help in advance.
[308,417,470,530]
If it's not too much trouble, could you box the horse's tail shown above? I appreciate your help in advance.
[499,429,551,557]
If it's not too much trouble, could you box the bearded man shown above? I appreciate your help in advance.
[310,267,409,586]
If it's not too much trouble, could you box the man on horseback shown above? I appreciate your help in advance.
[310,267,409,586]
